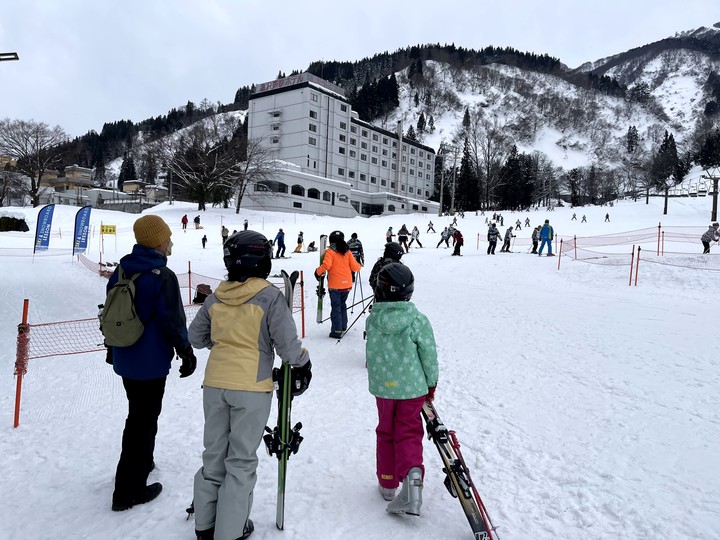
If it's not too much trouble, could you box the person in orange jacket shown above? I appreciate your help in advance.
[314,230,362,338]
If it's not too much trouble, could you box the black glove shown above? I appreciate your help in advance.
[313,270,323,282]
[105,344,113,365]
[291,360,312,397]
[176,344,197,378]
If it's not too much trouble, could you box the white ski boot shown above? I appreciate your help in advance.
[378,485,396,501]
[386,467,422,516]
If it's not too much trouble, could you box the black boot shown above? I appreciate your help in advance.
[112,482,163,511]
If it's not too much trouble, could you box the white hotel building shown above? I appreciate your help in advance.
[244,73,439,217]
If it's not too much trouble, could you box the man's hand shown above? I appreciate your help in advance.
[176,344,197,378]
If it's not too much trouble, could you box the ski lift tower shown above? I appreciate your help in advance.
[701,167,720,221]
[0,52,19,62]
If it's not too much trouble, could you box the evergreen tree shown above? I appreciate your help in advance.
[651,131,683,215]
[416,112,426,134]
[118,153,137,192]
[428,115,435,133]
[405,125,417,141]
[626,125,639,154]
[697,129,720,168]
[462,108,470,130]
[455,138,480,210]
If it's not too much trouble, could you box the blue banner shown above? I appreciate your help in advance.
[72,205,92,255]
[33,204,55,253]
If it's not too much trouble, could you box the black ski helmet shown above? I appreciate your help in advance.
[223,230,273,279]
[383,242,404,261]
[329,230,344,244]
[375,263,414,302]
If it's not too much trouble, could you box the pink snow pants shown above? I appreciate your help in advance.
[375,396,426,489]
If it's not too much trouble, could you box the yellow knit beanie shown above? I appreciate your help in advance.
[133,215,172,248]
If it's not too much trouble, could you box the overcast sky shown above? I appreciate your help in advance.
[1,0,718,138]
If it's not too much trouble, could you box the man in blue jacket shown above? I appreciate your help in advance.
[538,219,555,256]
[108,214,196,511]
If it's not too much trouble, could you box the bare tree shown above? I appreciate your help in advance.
[0,168,28,206]
[233,137,280,214]
[0,119,68,207]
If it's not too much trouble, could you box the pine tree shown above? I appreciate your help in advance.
[405,125,417,141]
[462,108,470,130]
[416,112,426,134]
[118,153,137,192]
[626,125,639,154]
[428,115,435,133]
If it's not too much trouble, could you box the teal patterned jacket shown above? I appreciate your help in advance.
[365,301,439,400]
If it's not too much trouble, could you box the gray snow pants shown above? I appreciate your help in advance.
[193,387,272,540]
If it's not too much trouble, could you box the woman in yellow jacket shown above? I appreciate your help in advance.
[315,230,362,338]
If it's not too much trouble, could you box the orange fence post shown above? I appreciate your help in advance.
[629,245,635,286]
[634,246,641,286]
[557,239,563,270]
[300,271,306,339]
[657,223,661,256]
[14,299,30,428]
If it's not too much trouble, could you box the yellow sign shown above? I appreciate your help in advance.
[101,225,116,235]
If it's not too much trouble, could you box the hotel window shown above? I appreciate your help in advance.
[381,179,387,186]
[272,124,280,131]
[348,171,355,178]
[340,121,347,130]
[382,149,388,156]
[410,169,414,175]
[371,176,377,184]
[271,111,280,117]
[310,110,318,119]
[340,104,348,112]
[338,168,345,176]
[426,173,431,179]
[392,152,396,159]
[309,123,317,132]
[383,137,388,144]
[391,164,396,170]
[418,170,423,177]
[372,145,378,153]
[371,157,378,164]
[382,160,387,167]
[372,134,379,141]
[361,142,368,150]
[309,137,317,145]
[271,137,279,144]
[349,150,356,158]
[360,173,366,181]
[362,129,368,137]
[339,134,346,142]
[427,164,431,170]
[339,147,346,154]
[293,202,303,208]
[411,148,416,155]
[361,154,367,161]
[311,93,318,102]
[350,137,356,145]
[402,156,406,162]
[409,187,414,193]
[410,159,415,165]
[403,145,407,151]
[402,167,406,173]
[400,184,404,191]
[420,151,424,157]
[392,141,397,148]
[391,181,396,189]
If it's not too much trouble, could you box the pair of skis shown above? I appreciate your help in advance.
[263,269,303,530]
[315,234,328,323]
[422,401,498,540]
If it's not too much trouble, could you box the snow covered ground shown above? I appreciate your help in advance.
[1,196,718,540]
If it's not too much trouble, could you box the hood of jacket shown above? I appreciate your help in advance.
[367,301,418,334]
[119,244,168,274]
[214,277,271,306]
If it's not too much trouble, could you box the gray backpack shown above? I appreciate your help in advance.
[100,266,145,347]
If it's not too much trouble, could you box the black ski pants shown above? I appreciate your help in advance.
[113,376,166,503]
[487,239,498,254]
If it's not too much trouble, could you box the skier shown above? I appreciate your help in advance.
[386,227,395,243]
[314,231,362,338]
[515,219,522,231]
[201,235,207,249]
[307,241,317,252]
[189,230,312,540]
[581,215,587,223]
[347,232,365,282]
[409,226,423,248]
[427,221,436,233]
[366,263,438,515]
[538,219,555,256]
[525,217,531,227]
[531,226,540,254]
[194,215,201,229]
[500,227,515,252]
[397,224,410,253]
[571,213,577,221]
[605,213,610,222]
[436,227,451,249]
[243,219,248,231]
[451,229,464,256]
[181,214,188,230]
[701,222,720,254]
[487,223,502,255]
[294,232,304,253]
[273,228,286,258]
[369,242,404,290]
[221,225,229,244]
[451,216,458,226]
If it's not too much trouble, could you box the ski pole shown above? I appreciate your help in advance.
[321,295,373,324]
[350,274,358,314]
[357,269,366,311]
[336,295,374,342]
